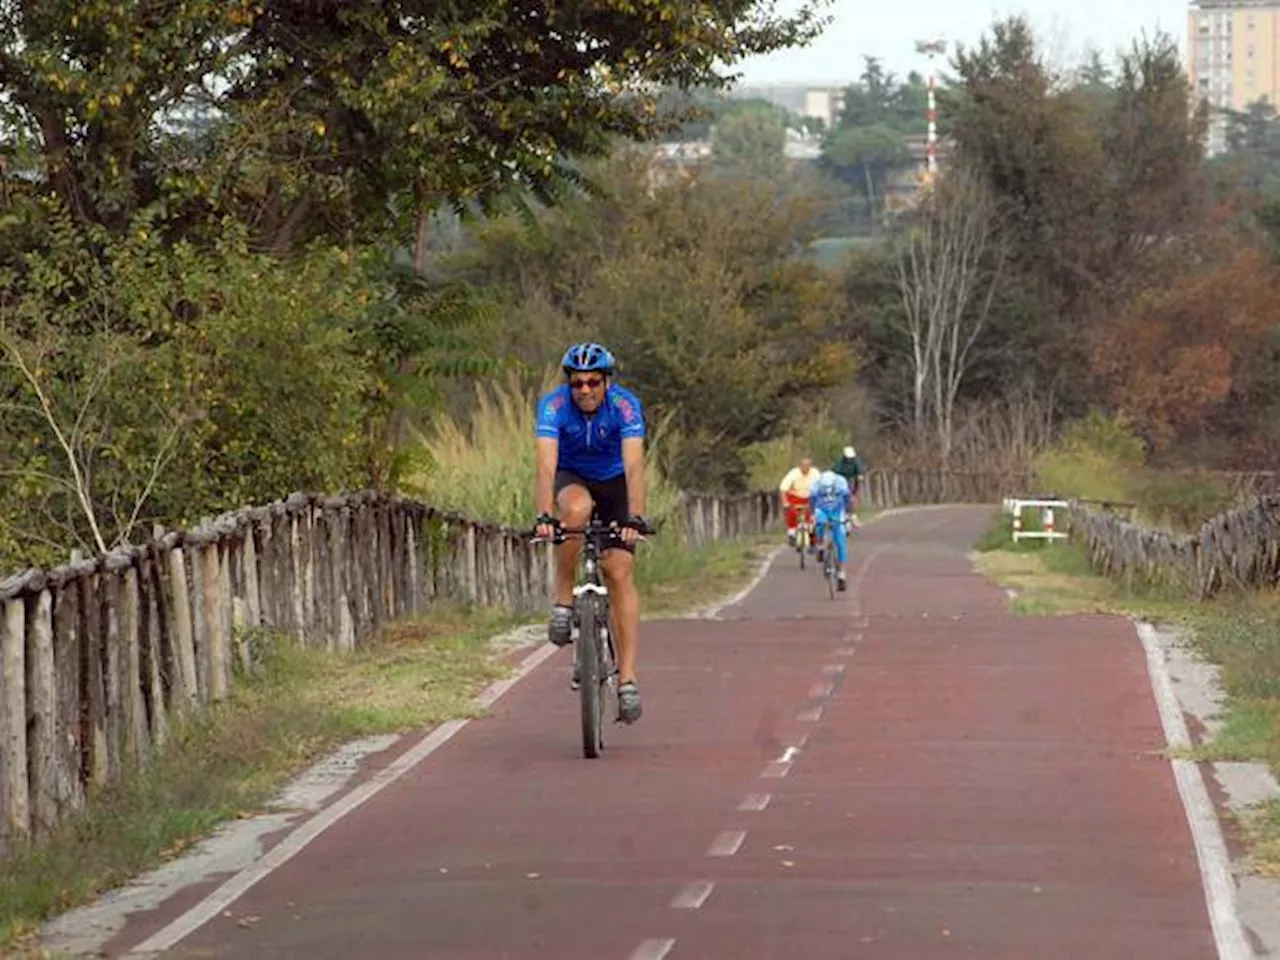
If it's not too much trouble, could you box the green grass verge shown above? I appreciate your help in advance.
[970,509,1280,876]
[0,532,777,954]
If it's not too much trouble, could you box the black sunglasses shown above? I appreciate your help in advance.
[569,375,605,390]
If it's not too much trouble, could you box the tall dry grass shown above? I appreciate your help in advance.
[741,412,849,492]
[404,369,681,528]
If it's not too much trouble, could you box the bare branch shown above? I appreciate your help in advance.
[891,168,1007,464]
[114,412,186,547]
[0,333,110,553]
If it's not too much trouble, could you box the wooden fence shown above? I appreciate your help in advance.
[861,468,1032,507]
[0,488,782,857]
[1069,495,1280,599]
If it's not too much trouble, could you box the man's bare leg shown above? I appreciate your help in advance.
[553,485,593,604]
[601,549,639,684]
[547,485,593,648]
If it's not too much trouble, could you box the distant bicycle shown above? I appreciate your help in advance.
[794,504,814,569]
[530,517,653,758]
[819,522,839,600]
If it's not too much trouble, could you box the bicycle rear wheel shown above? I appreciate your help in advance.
[576,594,604,758]
[825,539,837,600]
[797,527,807,569]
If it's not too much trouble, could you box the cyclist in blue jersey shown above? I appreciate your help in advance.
[811,469,853,592]
[533,343,649,723]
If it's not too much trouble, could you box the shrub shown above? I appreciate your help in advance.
[1033,409,1146,503]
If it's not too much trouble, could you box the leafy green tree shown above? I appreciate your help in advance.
[822,124,909,225]
[712,107,787,179]
[820,57,927,230]
[0,0,833,257]
[0,218,372,566]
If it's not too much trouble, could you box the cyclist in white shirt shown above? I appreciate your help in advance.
[778,456,819,546]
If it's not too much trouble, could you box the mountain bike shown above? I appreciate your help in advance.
[819,521,839,600]
[794,505,814,569]
[532,518,653,759]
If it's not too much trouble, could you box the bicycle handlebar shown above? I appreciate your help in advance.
[526,518,656,546]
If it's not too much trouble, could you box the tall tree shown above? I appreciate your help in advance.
[0,0,834,256]
[890,167,1006,461]
[712,105,787,179]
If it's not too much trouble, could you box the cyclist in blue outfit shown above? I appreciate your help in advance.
[533,343,649,724]
[811,469,853,592]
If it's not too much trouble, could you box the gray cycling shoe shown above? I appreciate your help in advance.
[617,682,642,724]
[548,604,574,647]
[569,663,581,691]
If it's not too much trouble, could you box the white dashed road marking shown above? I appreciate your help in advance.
[762,761,792,779]
[707,830,747,857]
[822,663,846,675]
[796,705,823,722]
[629,938,676,960]
[809,682,834,698]
[738,793,771,811]
[671,881,716,909]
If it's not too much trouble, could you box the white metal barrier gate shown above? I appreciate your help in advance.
[1002,498,1070,543]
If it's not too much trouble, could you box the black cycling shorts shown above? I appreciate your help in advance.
[554,469,634,553]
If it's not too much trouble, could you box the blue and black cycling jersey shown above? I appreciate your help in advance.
[535,384,646,482]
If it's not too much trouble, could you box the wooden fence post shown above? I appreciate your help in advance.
[1,592,31,849]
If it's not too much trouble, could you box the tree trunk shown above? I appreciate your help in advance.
[863,165,877,234]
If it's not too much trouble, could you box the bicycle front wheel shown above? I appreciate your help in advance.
[576,594,604,758]
[825,543,837,600]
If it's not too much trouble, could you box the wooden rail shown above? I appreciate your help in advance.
[1069,495,1280,598]
[861,468,1032,507]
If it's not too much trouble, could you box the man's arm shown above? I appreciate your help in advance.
[622,436,646,518]
[535,437,559,516]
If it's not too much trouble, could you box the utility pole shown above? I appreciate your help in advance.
[914,37,948,185]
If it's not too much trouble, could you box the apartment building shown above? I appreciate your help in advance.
[728,83,847,129]
[1188,0,1280,153]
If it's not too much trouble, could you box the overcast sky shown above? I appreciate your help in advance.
[735,0,1189,85]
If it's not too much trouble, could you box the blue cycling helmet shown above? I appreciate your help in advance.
[560,342,616,376]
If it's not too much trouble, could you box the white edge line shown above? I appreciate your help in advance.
[671,880,716,909]
[125,643,561,958]
[699,545,784,619]
[1136,621,1253,960]
[629,938,676,960]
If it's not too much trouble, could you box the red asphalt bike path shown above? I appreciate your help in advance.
[113,506,1218,959]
